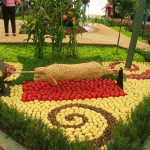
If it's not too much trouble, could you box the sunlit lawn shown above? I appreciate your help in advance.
[111,26,148,43]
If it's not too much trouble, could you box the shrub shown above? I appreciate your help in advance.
[135,48,150,62]
[142,30,150,39]
[107,121,140,150]
[88,17,112,26]
[106,96,150,150]
[0,100,93,150]
[128,97,150,144]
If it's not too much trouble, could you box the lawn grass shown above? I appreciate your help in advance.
[0,44,145,63]
[111,26,147,43]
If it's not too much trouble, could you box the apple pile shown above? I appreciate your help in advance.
[22,78,126,102]
[48,103,117,147]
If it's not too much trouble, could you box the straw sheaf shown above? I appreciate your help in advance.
[34,62,112,84]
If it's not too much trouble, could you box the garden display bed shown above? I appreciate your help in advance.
[1,61,150,149]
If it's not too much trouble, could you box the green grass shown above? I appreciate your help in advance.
[0,44,145,63]
[111,26,148,43]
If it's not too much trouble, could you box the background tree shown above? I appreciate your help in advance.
[115,0,136,54]
[146,0,150,8]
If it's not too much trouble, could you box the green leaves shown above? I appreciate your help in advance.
[117,0,136,17]
[0,99,93,150]
[106,96,150,150]
[23,0,84,59]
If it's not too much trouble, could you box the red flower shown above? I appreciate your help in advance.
[72,17,76,23]
[63,15,67,20]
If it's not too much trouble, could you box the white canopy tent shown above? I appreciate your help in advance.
[86,0,107,18]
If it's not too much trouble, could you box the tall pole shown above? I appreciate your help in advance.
[125,0,146,68]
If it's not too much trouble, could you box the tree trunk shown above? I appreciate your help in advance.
[116,17,123,54]
[125,0,146,68]
[113,3,115,18]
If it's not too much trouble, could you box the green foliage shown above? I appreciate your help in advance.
[128,97,150,144]
[88,17,112,26]
[78,46,145,62]
[23,0,52,59]
[0,44,145,63]
[69,139,92,150]
[101,73,126,81]
[0,100,93,150]
[146,1,150,9]
[101,74,118,80]
[106,96,150,150]
[109,0,119,6]
[111,26,148,43]
[0,103,29,142]
[107,121,140,150]
[23,119,70,150]
[142,30,150,38]
[117,0,136,18]
[24,0,84,59]
[135,48,150,62]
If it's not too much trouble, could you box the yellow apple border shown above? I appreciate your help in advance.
[102,61,150,75]
[1,62,150,147]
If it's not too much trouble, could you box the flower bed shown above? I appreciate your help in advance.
[1,61,150,148]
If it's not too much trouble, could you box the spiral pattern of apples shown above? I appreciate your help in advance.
[48,103,116,147]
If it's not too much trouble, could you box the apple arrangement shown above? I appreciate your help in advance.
[22,78,126,102]
[108,61,150,79]
[1,61,150,148]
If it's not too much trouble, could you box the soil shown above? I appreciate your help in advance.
[0,147,4,150]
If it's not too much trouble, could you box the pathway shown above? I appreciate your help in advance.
[0,130,27,150]
[0,19,149,51]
